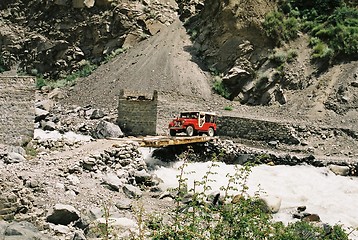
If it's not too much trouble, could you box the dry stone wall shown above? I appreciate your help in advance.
[0,76,35,146]
[117,90,158,136]
[217,116,299,144]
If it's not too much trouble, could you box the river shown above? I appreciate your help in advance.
[142,148,358,239]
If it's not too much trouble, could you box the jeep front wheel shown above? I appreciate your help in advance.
[186,126,194,136]
[169,129,176,136]
[208,127,215,137]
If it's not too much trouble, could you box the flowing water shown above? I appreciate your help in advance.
[142,148,358,238]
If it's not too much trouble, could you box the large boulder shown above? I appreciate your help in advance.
[4,152,26,164]
[46,204,80,225]
[35,108,49,122]
[92,120,124,139]
[0,221,52,240]
[0,192,19,221]
[328,164,350,176]
[123,184,142,199]
[133,170,152,185]
[259,195,281,213]
[101,172,125,191]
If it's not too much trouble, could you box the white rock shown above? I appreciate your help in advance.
[48,88,66,100]
[5,152,26,163]
[260,195,281,213]
[49,224,71,234]
[328,165,350,176]
[67,175,80,185]
[55,182,65,189]
[96,217,137,229]
[102,172,125,191]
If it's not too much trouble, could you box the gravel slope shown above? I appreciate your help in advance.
[64,20,213,110]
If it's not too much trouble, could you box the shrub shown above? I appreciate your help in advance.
[267,2,357,62]
[35,63,97,90]
[224,106,233,111]
[212,78,230,99]
[35,76,47,89]
[311,39,334,60]
[263,11,285,44]
[269,49,297,69]
[303,6,358,58]
[24,146,38,158]
[104,47,127,63]
[77,63,96,78]
[263,11,300,44]
[269,50,288,65]
[283,0,343,16]
[284,17,300,39]
[324,7,358,56]
[287,49,298,62]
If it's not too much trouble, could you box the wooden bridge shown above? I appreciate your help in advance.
[139,136,217,147]
[110,135,217,147]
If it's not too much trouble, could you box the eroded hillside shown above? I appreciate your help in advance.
[1,0,357,126]
[0,0,178,78]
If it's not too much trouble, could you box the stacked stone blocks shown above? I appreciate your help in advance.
[0,76,35,146]
[217,116,298,144]
[117,90,158,136]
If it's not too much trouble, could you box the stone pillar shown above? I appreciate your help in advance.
[0,76,35,146]
[117,90,158,136]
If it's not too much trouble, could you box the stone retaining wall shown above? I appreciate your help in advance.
[0,76,35,146]
[217,116,299,144]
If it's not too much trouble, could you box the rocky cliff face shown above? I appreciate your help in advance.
[186,0,357,108]
[187,0,285,103]
[1,0,357,112]
[0,0,178,78]
[188,0,275,72]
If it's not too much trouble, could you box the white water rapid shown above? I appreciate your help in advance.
[141,148,358,239]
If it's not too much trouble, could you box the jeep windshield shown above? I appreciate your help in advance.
[179,112,199,119]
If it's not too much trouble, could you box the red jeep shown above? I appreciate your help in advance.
[168,111,217,137]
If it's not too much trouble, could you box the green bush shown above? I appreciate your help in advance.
[311,40,334,60]
[318,7,358,56]
[265,2,357,61]
[282,0,343,16]
[224,106,233,111]
[269,50,288,65]
[35,63,97,90]
[212,78,230,99]
[263,11,300,44]
[269,49,297,68]
[263,11,285,44]
[104,47,127,63]
[284,17,300,39]
[35,76,47,89]
[77,63,97,78]
[287,49,298,62]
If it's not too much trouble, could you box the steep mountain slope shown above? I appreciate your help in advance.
[0,0,178,78]
[64,20,213,110]
[187,0,276,72]
[1,0,357,130]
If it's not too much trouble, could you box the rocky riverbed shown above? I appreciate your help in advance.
[1,133,358,239]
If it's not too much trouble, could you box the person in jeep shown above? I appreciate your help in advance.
[168,111,217,137]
